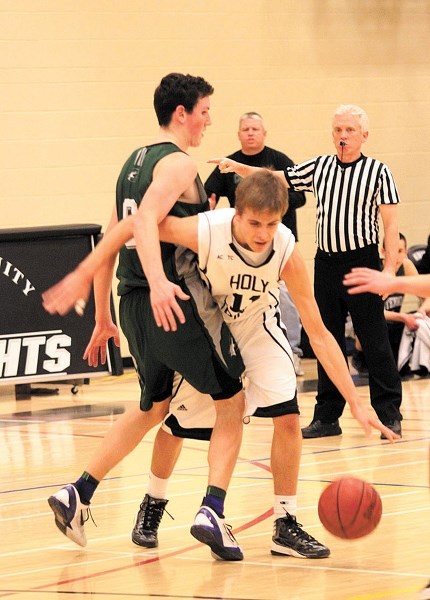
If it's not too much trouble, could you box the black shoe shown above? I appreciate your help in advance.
[380,420,402,440]
[301,419,342,438]
[271,514,330,558]
[131,494,171,548]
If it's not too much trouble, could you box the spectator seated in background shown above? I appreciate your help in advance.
[417,234,430,275]
[398,291,430,377]
[352,232,430,376]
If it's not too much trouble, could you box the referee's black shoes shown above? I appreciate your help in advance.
[301,420,342,438]
[380,420,402,440]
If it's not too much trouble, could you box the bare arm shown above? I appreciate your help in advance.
[383,256,423,328]
[379,204,399,275]
[344,268,430,297]
[41,207,131,365]
[281,246,398,441]
[41,212,199,316]
[403,257,419,277]
[207,158,290,186]
[42,212,135,316]
[159,215,198,252]
[92,207,121,316]
[132,152,198,332]
[84,207,124,366]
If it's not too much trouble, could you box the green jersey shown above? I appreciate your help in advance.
[115,142,208,296]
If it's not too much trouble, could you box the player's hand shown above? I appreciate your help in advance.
[207,157,240,174]
[343,268,394,297]
[83,321,120,367]
[403,312,422,331]
[208,193,217,210]
[42,270,92,316]
[350,404,400,443]
[150,279,190,332]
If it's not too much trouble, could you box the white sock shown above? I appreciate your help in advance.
[274,495,297,519]
[147,471,169,500]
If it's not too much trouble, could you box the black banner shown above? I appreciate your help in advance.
[0,224,116,384]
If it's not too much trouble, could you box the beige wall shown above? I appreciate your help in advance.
[2,0,429,353]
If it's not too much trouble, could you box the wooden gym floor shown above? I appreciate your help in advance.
[0,360,429,600]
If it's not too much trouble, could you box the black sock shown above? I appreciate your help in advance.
[74,471,99,505]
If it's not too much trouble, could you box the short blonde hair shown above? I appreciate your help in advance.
[235,169,288,217]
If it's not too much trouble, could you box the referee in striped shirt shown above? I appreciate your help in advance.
[212,104,403,439]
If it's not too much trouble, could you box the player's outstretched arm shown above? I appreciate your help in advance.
[344,268,430,298]
[42,210,198,318]
[42,216,136,316]
[207,158,289,185]
[282,249,399,442]
[158,214,198,252]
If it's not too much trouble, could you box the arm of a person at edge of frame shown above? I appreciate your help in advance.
[344,269,430,299]
[402,257,430,317]
[207,157,290,186]
[132,154,196,333]
[382,256,422,328]
[281,247,399,442]
[41,213,135,317]
[82,212,137,367]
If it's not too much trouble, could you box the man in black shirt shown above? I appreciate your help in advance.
[205,112,306,374]
[205,112,306,237]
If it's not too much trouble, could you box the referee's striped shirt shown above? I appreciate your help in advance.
[284,154,400,254]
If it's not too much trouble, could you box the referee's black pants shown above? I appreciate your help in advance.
[313,245,402,425]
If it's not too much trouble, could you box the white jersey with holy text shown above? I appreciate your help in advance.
[197,208,295,323]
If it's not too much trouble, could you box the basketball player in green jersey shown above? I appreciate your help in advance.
[45,73,245,562]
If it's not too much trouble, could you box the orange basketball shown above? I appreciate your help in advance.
[318,476,382,539]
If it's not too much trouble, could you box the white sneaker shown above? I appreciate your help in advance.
[48,484,89,547]
[190,506,243,561]
[293,354,304,376]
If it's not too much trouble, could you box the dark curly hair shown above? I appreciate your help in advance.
[153,73,214,126]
